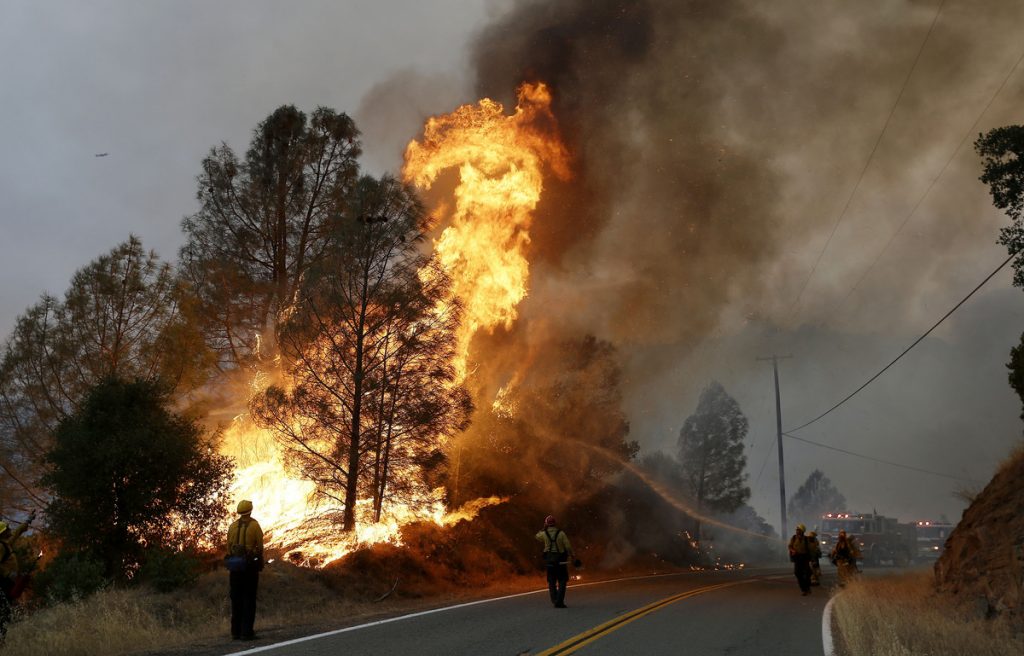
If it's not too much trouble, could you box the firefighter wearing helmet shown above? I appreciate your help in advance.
[806,529,822,586]
[535,515,577,608]
[830,529,861,586]
[226,500,264,641]
[787,523,814,595]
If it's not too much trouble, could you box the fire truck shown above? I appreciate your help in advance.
[913,520,954,561]
[817,512,918,566]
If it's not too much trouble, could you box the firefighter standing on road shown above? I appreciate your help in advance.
[788,523,813,595]
[536,515,574,608]
[226,500,264,641]
[807,530,822,586]
[830,529,860,586]
[0,510,36,638]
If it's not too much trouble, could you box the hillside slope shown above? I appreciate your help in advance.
[935,445,1024,620]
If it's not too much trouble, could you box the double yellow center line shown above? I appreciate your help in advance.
[536,579,754,655]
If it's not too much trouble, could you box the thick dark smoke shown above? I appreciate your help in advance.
[457,0,1024,528]
[474,0,786,348]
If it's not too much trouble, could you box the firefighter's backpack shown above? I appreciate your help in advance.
[542,528,565,566]
[225,521,251,573]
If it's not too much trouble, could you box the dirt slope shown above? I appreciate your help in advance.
[934,445,1024,620]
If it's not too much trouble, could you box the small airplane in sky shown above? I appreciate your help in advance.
[94,153,108,157]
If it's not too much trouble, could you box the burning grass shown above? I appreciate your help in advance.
[833,570,1023,656]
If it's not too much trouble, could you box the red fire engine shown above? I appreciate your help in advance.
[818,512,918,566]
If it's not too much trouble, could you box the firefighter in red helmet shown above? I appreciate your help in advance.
[536,515,575,608]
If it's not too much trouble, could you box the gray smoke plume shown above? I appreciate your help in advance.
[456,0,1024,526]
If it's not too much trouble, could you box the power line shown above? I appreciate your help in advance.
[752,442,775,490]
[791,0,947,312]
[787,250,1016,433]
[782,431,980,484]
[836,44,1024,312]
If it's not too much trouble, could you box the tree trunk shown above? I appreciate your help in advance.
[373,355,403,523]
[370,331,393,522]
[343,260,372,532]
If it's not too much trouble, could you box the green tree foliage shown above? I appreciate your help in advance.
[181,105,361,368]
[725,504,777,537]
[975,125,1024,286]
[252,176,471,531]
[0,237,209,508]
[34,552,107,603]
[787,469,846,527]
[976,127,1024,420]
[677,381,750,514]
[1007,332,1024,420]
[43,378,233,579]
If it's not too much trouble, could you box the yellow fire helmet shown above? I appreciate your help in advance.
[796,523,806,532]
[237,500,253,515]
[807,531,817,538]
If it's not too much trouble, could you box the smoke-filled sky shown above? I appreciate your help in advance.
[3,0,1023,531]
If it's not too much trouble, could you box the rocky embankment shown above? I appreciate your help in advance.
[935,446,1024,620]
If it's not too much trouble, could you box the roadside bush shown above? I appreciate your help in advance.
[43,378,232,581]
[34,552,108,604]
[136,548,201,593]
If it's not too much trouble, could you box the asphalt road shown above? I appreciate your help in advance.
[229,567,832,656]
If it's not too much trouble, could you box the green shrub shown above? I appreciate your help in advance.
[136,548,200,593]
[34,552,108,603]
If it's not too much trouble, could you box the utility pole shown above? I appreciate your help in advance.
[757,355,792,540]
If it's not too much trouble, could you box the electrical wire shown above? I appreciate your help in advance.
[787,250,1016,433]
[783,431,980,483]
[791,0,947,312]
[751,443,775,490]
[836,44,1024,312]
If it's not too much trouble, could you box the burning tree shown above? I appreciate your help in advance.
[181,105,361,368]
[451,335,637,508]
[252,175,471,532]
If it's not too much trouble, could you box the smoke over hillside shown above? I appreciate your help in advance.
[356,0,1024,525]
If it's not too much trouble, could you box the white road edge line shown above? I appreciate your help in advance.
[229,569,759,655]
[822,593,839,656]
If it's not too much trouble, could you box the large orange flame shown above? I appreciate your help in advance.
[403,82,570,377]
[218,82,568,566]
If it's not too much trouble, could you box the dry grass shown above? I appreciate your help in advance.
[834,570,1023,656]
[1,556,542,656]
[995,439,1024,476]
[2,563,351,656]
[0,517,669,655]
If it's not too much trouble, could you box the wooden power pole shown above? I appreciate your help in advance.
[757,355,792,540]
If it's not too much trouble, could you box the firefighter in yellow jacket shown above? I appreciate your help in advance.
[0,510,35,637]
[536,515,574,608]
[226,500,264,641]
[807,530,822,586]
[788,523,813,595]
